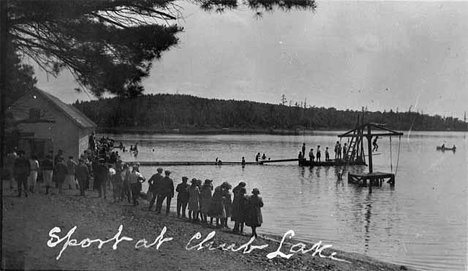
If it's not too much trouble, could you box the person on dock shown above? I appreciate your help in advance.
[148,168,164,211]
[255,153,260,162]
[298,151,303,166]
[155,170,174,215]
[302,143,306,157]
[334,141,340,160]
[325,147,330,162]
[241,157,246,166]
[42,154,54,195]
[200,179,213,224]
[343,143,348,160]
[129,165,145,206]
[308,148,314,165]
[14,150,30,197]
[316,145,321,162]
[176,177,190,218]
[245,188,264,238]
[372,136,379,152]
[261,153,267,160]
[75,158,89,197]
[232,182,247,233]
[188,178,200,222]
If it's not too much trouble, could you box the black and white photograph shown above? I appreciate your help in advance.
[1,1,467,270]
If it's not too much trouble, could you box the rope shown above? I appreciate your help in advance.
[394,135,402,176]
[390,136,393,173]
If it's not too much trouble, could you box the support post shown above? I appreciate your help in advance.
[367,125,373,173]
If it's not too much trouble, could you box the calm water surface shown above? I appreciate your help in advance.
[103,131,467,271]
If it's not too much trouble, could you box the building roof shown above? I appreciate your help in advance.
[36,88,97,129]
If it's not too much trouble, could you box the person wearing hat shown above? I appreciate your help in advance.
[221,182,233,229]
[200,179,213,224]
[231,181,247,232]
[75,158,89,196]
[129,165,145,206]
[176,176,190,218]
[245,188,264,238]
[148,168,164,211]
[155,170,174,215]
[232,187,248,234]
[14,150,30,197]
[188,178,200,222]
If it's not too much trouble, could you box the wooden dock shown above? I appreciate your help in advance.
[123,161,258,166]
[301,160,366,167]
[348,172,395,192]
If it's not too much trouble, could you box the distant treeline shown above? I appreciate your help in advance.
[73,94,468,132]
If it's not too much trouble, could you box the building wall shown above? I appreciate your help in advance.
[9,92,84,159]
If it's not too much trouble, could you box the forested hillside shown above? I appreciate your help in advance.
[73,94,467,132]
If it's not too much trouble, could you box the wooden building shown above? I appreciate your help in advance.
[6,88,97,159]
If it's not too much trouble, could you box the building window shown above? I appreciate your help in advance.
[29,108,41,122]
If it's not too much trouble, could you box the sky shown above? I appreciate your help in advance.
[34,1,468,119]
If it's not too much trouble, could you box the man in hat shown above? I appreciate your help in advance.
[96,158,109,198]
[42,154,54,195]
[155,170,174,215]
[176,176,190,218]
[75,158,89,196]
[129,165,145,206]
[147,168,164,211]
[14,150,30,197]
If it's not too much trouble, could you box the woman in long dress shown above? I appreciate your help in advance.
[221,182,233,229]
[208,184,224,227]
[245,188,264,238]
[188,178,200,222]
[200,179,213,224]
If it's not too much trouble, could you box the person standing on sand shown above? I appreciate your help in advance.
[188,178,200,222]
[42,154,54,195]
[176,176,190,218]
[54,157,68,195]
[96,159,109,198]
[232,187,248,234]
[208,184,224,227]
[200,179,213,224]
[66,156,77,190]
[28,154,40,193]
[231,181,246,233]
[14,150,30,197]
[75,159,89,196]
[245,188,264,238]
[148,168,164,211]
[129,165,145,206]
[221,182,233,229]
[155,170,174,215]
[120,164,131,203]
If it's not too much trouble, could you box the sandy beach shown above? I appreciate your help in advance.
[2,181,412,271]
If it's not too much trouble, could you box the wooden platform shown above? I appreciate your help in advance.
[122,161,257,166]
[348,171,395,189]
[302,159,366,167]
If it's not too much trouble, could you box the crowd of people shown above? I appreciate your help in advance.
[4,137,265,238]
[144,170,264,237]
[297,141,353,165]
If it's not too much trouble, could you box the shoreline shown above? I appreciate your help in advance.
[2,181,414,271]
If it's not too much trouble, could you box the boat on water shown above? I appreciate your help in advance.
[436,145,456,151]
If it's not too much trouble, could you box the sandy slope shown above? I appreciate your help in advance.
[1,183,412,271]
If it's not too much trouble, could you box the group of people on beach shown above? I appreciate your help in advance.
[6,137,265,238]
[143,168,264,237]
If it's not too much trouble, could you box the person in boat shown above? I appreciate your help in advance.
[373,136,379,152]
[309,148,314,165]
[316,145,321,162]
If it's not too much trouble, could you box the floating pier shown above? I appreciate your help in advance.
[301,159,366,167]
[123,161,258,166]
[348,172,395,189]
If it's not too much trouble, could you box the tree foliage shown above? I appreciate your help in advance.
[4,0,316,98]
[74,94,468,132]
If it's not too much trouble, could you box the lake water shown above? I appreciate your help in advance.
[102,131,467,271]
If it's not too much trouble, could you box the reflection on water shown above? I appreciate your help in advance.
[102,131,467,271]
